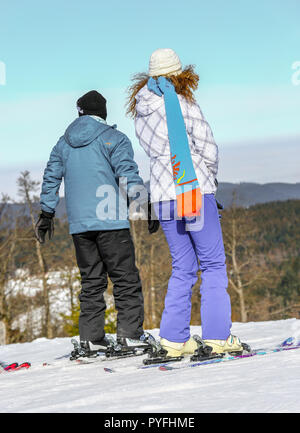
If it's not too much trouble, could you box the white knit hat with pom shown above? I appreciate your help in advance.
[148,48,182,77]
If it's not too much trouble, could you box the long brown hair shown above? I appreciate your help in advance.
[126,65,199,118]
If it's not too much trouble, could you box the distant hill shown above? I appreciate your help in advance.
[2,182,300,222]
[215,182,300,208]
[56,182,300,216]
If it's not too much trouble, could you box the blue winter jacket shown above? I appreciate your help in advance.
[40,116,145,234]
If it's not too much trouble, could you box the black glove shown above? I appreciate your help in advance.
[216,199,224,210]
[35,210,55,244]
[148,201,160,234]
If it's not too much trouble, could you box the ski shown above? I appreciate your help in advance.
[155,337,300,372]
[0,361,31,373]
[69,335,152,362]
[43,333,155,368]
[13,362,31,371]
[41,336,300,373]
[42,351,139,369]
[140,334,243,368]
[102,337,300,373]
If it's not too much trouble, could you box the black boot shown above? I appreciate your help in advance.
[70,337,111,360]
[116,332,155,353]
[104,332,155,358]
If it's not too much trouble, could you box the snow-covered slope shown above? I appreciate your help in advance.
[1,319,300,413]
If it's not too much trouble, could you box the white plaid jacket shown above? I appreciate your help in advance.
[134,85,219,203]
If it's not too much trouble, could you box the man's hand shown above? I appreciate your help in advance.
[35,210,55,244]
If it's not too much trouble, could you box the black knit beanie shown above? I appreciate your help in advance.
[77,90,107,120]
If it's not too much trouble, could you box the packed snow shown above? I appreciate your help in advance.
[1,318,300,413]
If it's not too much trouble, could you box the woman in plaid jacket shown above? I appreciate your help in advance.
[127,49,243,357]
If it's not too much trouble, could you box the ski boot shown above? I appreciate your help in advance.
[117,332,155,352]
[143,336,188,365]
[190,336,224,362]
[106,332,156,359]
[160,336,199,358]
[70,337,111,360]
[203,335,251,356]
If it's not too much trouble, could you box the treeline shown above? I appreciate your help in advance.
[0,171,300,344]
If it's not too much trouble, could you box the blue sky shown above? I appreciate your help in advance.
[0,0,300,197]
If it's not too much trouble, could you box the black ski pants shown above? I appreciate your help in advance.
[72,229,144,341]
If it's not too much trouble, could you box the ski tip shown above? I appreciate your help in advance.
[280,337,295,347]
[4,362,18,371]
[13,362,31,371]
[19,362,31,369]
[159,365,174,371]
[3,362,31,372]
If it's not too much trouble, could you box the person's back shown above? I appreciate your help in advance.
[41,112,144,234]
[127,49,245,358]
[134,83,218,204]
[35,90,159,358]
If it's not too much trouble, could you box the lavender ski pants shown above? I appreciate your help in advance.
[154,194,232,342]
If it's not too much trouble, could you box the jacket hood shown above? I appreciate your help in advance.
[64,116,107,148]
[135,85,164,117]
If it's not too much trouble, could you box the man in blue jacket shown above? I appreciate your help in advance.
[35,90,159,357]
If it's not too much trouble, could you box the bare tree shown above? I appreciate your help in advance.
[17,171,52,338]
[222,202,269,322]
[0,194,17,343]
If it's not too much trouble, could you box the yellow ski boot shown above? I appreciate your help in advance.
[203,335,244,355]
[160,337,198,357]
